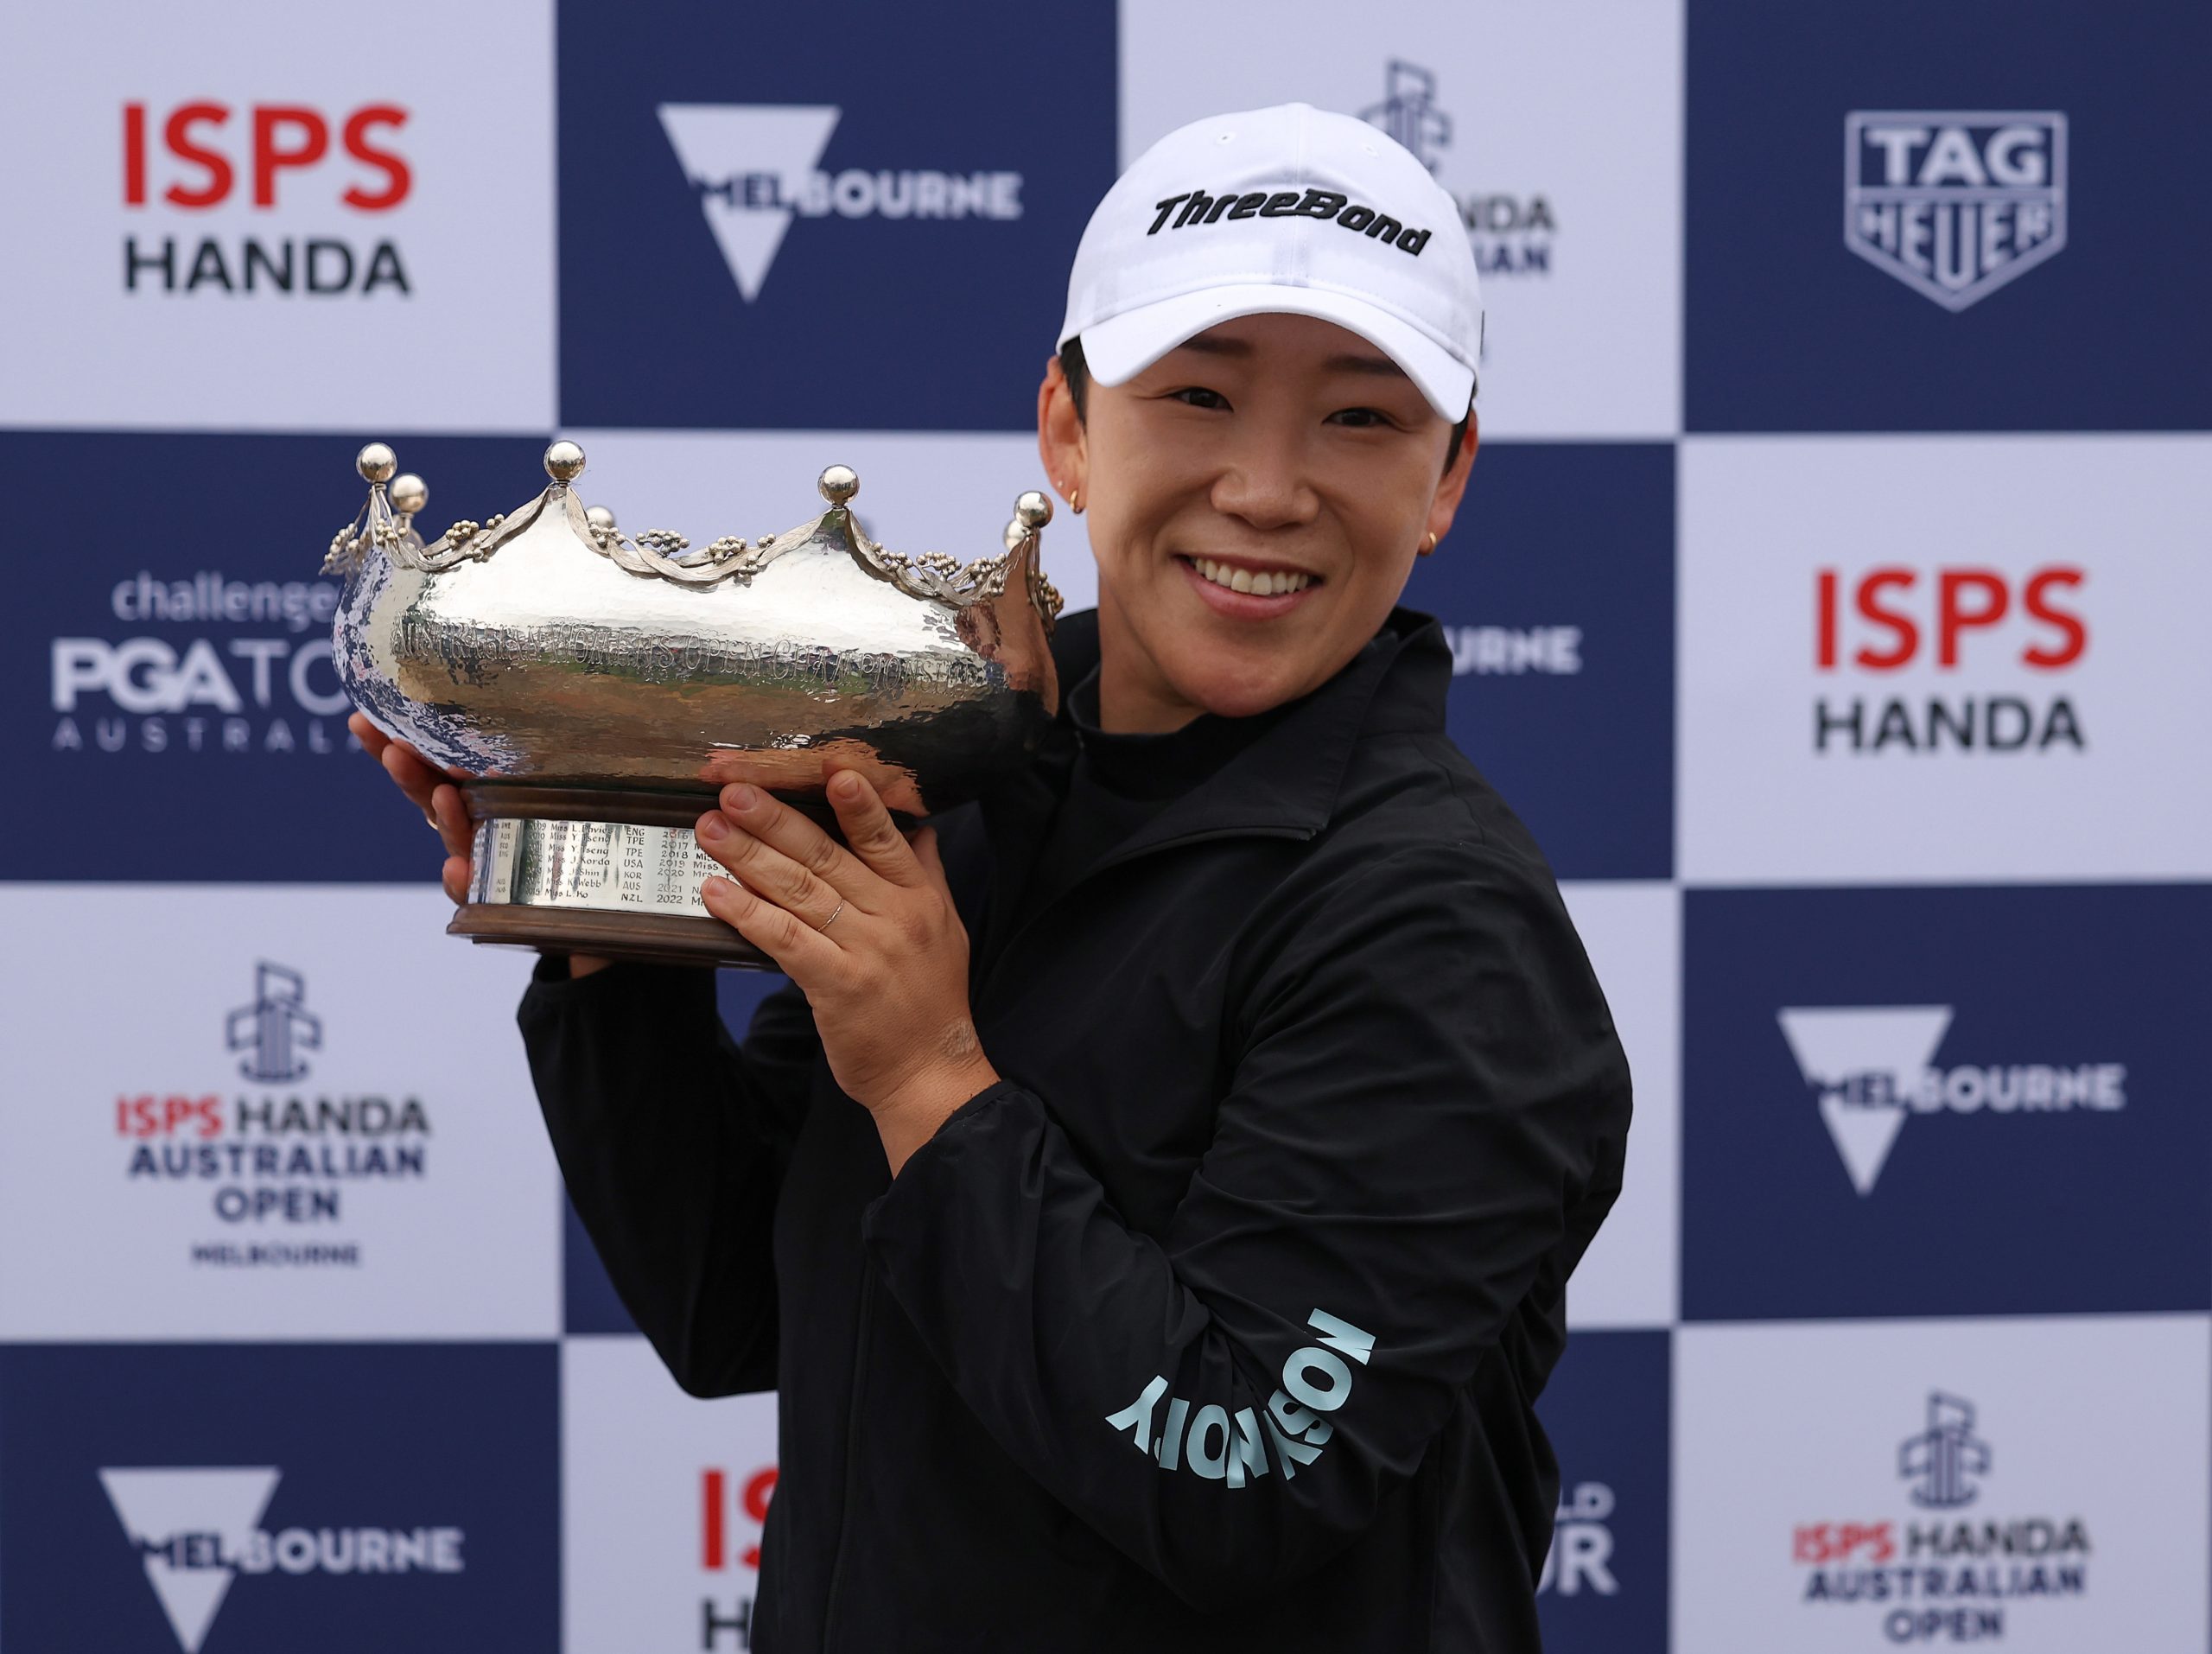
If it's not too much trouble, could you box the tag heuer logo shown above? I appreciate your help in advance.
[1843,111,2068,311]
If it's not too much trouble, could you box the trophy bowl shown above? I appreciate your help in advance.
[326,440,1063,967]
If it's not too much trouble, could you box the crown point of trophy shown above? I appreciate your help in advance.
[356,442,397,484]
[584,504,617,531]
[544,440,587,482]
[389,474,429,516]
[1014,490,1053,530]
[817,463,860,505]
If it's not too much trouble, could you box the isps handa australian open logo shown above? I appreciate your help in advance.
[1361,60,1554,278]
[1793,1392,2090,1645]
[114,961,431,1265]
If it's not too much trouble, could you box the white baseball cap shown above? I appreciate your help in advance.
[1058,103,1483,420]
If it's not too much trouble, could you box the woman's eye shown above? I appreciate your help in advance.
[1328,406,1394,429]
[1170,387,1230,410]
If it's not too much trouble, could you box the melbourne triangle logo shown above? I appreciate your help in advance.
[101,1466,281,1653]
[658,105,840,301]
[1777,1006,1953,1195]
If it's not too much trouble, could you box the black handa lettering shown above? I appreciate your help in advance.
[1365,214,1403,243]
[1338,205,1376,233]
[1395,227,1431,255]
[1203,194,1240,224]
[1258,190,1302,217]
[1147,194,1192,234]
[1295,189,1347,219]
[1226,192,1268,219]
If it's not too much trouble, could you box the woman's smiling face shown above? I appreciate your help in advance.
[1040,311,1477,732]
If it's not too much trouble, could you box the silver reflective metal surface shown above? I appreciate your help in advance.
[327,442,1063,816]
[468,818,729,917]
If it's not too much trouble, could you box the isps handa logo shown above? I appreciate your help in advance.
[1793,1393,2089,1645]
[117,961,431,1263]
[701,1462,777,1649]
[1844,112,2068,311]
[658,105,1024,302]
[100,1466,463,1654]
[1813,563,2087,755]
[51,568,358,760]
[1361,60,1554,278]
[123,100,414,297]
[1777,1006,2126,1196]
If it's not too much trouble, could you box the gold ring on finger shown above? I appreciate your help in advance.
[817,900,847,933]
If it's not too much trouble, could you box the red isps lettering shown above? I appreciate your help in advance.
[1792,1520,1895,1564]
[122,101,410,210]
[114,1094,222,1138]
[701,1466,778,1571]
[1814,566,2086,671]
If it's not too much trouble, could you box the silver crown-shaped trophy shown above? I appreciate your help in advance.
[327,440,1062,966]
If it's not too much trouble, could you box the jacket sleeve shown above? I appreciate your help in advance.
[859,841,1630,1610]
[518,956,819,1396]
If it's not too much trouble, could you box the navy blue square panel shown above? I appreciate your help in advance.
[1534,1330,1669,1654]
[0,1344,557,1654]
[564,970,790,1335]
[3,430,549,882]
[556,0,1116,430]
[1685,1,2212,430]
[1401,442,1673,881]
[1682,885,2212,1321]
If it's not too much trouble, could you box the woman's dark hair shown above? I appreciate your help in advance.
[1057,335,1473,474]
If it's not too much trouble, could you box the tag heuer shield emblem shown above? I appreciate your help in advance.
[1844,111,2068,311]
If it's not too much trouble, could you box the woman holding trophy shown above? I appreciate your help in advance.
[355,104,1630,1652]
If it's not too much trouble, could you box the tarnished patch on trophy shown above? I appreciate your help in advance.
[326,440,1062,966]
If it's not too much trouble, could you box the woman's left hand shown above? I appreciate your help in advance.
[694,772,999,1174]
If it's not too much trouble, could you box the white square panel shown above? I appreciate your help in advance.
[0,0,555,431]
[1118,0,1684,439]
[563,1337,779,1654]
[1680,436,2212,883]
[0,885,561,1339]
[1675,1315,2211,1654]
[1559,882,1679,1329]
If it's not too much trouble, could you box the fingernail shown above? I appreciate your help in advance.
[697,812,727,841]
[830,771,861,800]
[727,783,760,812]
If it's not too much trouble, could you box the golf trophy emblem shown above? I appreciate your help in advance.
[326,441,1061,966]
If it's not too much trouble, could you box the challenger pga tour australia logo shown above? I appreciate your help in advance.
[1777,1006,2126,1195]
[1844,111,2069,311]
[658,105,1024,302]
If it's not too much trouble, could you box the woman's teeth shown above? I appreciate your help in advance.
[1192,557,1313,597]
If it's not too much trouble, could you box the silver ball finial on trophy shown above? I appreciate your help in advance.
[325,442,1063,966]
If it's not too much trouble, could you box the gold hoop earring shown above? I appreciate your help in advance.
[1419,531,1438,555]
[1071,489,1083,514]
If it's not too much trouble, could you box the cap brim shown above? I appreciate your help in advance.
[1077,283,1477,420]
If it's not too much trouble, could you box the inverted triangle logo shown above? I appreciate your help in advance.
[1777,1006,1953,1194]
[658,104,841,302]
[101,1466,281,1653]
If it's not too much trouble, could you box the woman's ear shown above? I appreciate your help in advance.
[1419,410,1479,555]
[1037,355,1088,512]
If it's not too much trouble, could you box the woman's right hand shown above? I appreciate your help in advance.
[351,711,474,905]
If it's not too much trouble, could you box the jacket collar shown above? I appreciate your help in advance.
[1024,604,1451,854]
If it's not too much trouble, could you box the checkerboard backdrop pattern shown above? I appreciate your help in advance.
[3,2,2206,1648]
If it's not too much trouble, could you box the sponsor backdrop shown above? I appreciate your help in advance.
[0,0,2200,1648]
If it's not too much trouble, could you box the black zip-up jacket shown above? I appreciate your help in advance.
[519,608,1631,1652]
